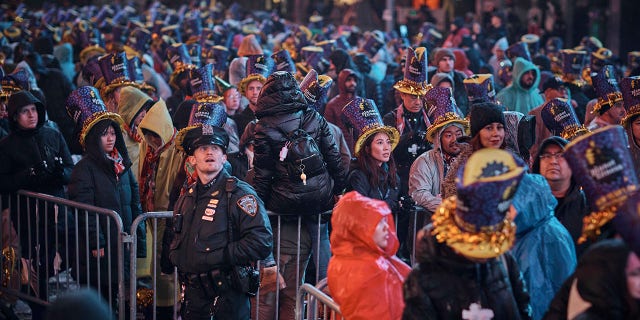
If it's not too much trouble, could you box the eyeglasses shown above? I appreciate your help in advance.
[539,152,564,160]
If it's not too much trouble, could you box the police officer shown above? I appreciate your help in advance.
[169,124,273,320]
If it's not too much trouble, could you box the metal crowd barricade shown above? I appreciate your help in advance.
[128,211,176,320]
[295,283,341,320]
[0,190,127,319]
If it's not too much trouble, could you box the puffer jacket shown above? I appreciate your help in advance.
[253,71,348,214]
[403,225,533,320]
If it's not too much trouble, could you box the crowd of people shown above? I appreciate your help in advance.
[1,1,640,320]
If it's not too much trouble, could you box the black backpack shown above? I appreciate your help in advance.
[277,119,326,184]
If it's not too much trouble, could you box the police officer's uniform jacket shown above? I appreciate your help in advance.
[169,169,273,276]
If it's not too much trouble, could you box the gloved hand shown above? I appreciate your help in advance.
[15,162,48,186]
[50,156,65,180]
[399,195,416,212]
[260,265,286,292]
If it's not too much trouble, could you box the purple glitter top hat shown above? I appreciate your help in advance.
[540,98,589,140]
[628,52,640,70]
[238,54,273,95]
[463,74,496,103]
[299,69,333,112]
[506,42,531,62]
[591,47,612,70]
[82,56,104,87]
[521,34,540,56]
[563,125,639,240]
[393,46,430,96]
[430,148,525,259]
[560,49,587,78]
[271,49,296,74]
[425,87,469,143]
[0,69,31,97]
[189,64,221,102]
[565,126,638,212]
[621,76,640,127]
[98,52,136,95]
[125,27,151,55]
[342,96,399,156]
[187,43,202,68]
[65,86,124,147]
[315,40,336,59]
[454,148,525,233]
[335,35,351,52]
[206,45,229,79]
[592,65,623,115]
[176,99,228,154]
[166,43,196,75]
[297,46,329,74]
[360,32,385,58]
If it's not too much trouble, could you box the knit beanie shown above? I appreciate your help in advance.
[469,102,505,137]
[433,48,455,64]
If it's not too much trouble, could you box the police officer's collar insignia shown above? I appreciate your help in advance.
[238,195,258,217]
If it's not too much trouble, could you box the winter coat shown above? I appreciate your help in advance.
[496,57,544,114]
[408,123,453,212]
[36,67,78,154]
[328,193,411,320]
[543,239,640,320]
[68,121,146,285]
[512,174,577,320]
[253,72,348,214]
[324,68,360,153]
[137,99,184,212]
[0,99,74,258]
[347,166,400,214]
[554,181,593,257]
[403,225,532,320]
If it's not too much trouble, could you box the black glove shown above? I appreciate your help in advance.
[50,156,65,179]
[16,161,49,186]
[399,195,416,212]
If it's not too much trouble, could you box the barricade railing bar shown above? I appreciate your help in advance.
[295,283,341,320]
[0,190,127,319]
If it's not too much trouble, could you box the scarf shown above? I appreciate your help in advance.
[106,147,125,180]
[139,133,174,212]
[123,122,143,143]
[395,104,430,135]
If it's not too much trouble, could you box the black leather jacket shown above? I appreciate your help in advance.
[252,71,347,214]
[403,225,533,320]
[169,170,273,275]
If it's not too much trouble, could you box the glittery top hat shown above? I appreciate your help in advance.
[189,63,223,103]
[425,87,469,143]
[98,51,136,97]
[621,76,640,127]
[506,42,531,62]
[296,46,329,75]
[560,49,587,83]
[82,56,105,88]
[341,96,400,156]
[463,74,496,103]
[393,46,431,96]
[563,125,639,241]
[591,47,612,70]
[360,32,385,58]
[166,43,197,75]
[592,65,623,115]
[66,86,124,147]
[521,34,540,56]
[335,35,351,52]
[124,27,151,57]
[315,40,336,59]
[299,69,333,112]
[271,49,296,74]
[176,99,228,155]
[238,54,273,95]
[0,69,31,98]
[127,55,155,93]
[187,43,202,68]
[205,45,229,79]
[545,37,563,54]
[432,148,526,259]
[540,98,590,140]
[497,59,513,87]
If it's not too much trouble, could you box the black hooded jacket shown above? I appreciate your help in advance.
[252,71,347,214]
[403,225,533,320]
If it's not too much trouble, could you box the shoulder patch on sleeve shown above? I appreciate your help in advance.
[237,195,258,217]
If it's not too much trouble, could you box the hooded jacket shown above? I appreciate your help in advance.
[512,174,577,320]
[253,71,348,214]
[328,192,411,320]
[324,68,360,153]
[408,123,464,212]
[68,119,146,283]
[137,99,184,212]
[118,87,153,180]
[403,225,532,320]
[496,57,544,114]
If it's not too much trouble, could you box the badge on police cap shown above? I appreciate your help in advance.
[238,195,258,217]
